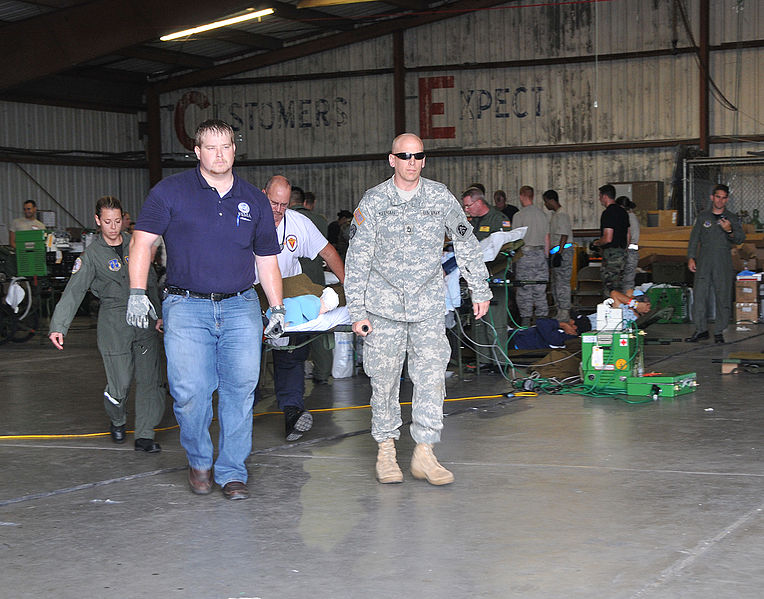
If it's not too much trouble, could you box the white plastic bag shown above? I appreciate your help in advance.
[332,332,354,378]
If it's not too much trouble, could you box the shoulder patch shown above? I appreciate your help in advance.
[353,208,365,226]
[502,221,511,227]
[349,223,357,239]
[285,234,298,252]
[71,257,82,274]
[456,223,468,237]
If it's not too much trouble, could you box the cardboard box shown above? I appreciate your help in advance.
[611,181,664,226]
[736,280,759,303]
[647,210,677,227]
[735,302,758,323]
[732,245,758,272]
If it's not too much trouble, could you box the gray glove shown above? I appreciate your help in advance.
[126,288,157,329]
[264,304,286,339]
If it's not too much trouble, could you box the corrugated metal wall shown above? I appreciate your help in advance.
[408,56,699,148]
[0,100,148,233]
[205,147,675,230]
[243,37,393,75]
[0,161,149,234]
[0,101,142,153]
[711,48,763,135]
[163,74,392,158]
[2,1,761,235]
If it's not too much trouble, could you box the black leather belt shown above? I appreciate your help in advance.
[165,286,252,301]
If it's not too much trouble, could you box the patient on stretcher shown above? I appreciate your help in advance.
[266,287,340,327]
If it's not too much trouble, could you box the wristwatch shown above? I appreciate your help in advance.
[270,304,286,315]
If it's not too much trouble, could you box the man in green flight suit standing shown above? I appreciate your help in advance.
[685,184,745,344]
[461,186,512,371]
[49,196,166,451]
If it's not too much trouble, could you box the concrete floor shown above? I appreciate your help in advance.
[1,317,764,599]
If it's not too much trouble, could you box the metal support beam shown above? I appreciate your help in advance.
[146,88,163,186]
[699,0,710,154]
[206,29,284,51]
[270,1,356,31]
[118,46,215,69]
[382,0,429,10]
[393,30,405,136]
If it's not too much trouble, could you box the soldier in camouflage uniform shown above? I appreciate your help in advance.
[685,184,745,344]
[512,186,550,326]
[592,184,629,297]
[345,133,491,486]
[543,189,574,322]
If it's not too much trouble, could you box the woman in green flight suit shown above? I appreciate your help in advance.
[49,196,166,452]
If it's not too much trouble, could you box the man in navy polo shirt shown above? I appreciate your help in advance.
[127,119,285,501]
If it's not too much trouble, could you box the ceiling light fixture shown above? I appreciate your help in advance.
[160,8,275,41]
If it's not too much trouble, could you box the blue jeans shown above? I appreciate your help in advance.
[163,288,262,486]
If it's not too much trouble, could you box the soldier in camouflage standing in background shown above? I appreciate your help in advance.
[512,185,550,326]
[345,133,491,486]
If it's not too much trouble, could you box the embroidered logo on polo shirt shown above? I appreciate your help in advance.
[237,202,252,222]
[285,234,298,252]
[72,257,82,274]
[108,258,121,272]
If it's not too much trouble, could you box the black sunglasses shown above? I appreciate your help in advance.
[392,151,425,160]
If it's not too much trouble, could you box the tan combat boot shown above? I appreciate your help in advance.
[410,443,454,485]
[376,439,403,483]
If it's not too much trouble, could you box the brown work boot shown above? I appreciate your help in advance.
[410,443,454,486]
[188,467,213,495]
[375,439,403,483]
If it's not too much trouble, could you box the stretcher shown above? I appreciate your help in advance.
[265,306,353,350]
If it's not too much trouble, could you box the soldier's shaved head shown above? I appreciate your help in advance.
[391,133,423,154]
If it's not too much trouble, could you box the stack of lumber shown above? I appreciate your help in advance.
[638,226,764,267]
[639,226,692,263]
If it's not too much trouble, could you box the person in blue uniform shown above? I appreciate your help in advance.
[49,195,165,452]
[511,315,592,350]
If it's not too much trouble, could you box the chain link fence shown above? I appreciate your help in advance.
[683,157,764,227]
